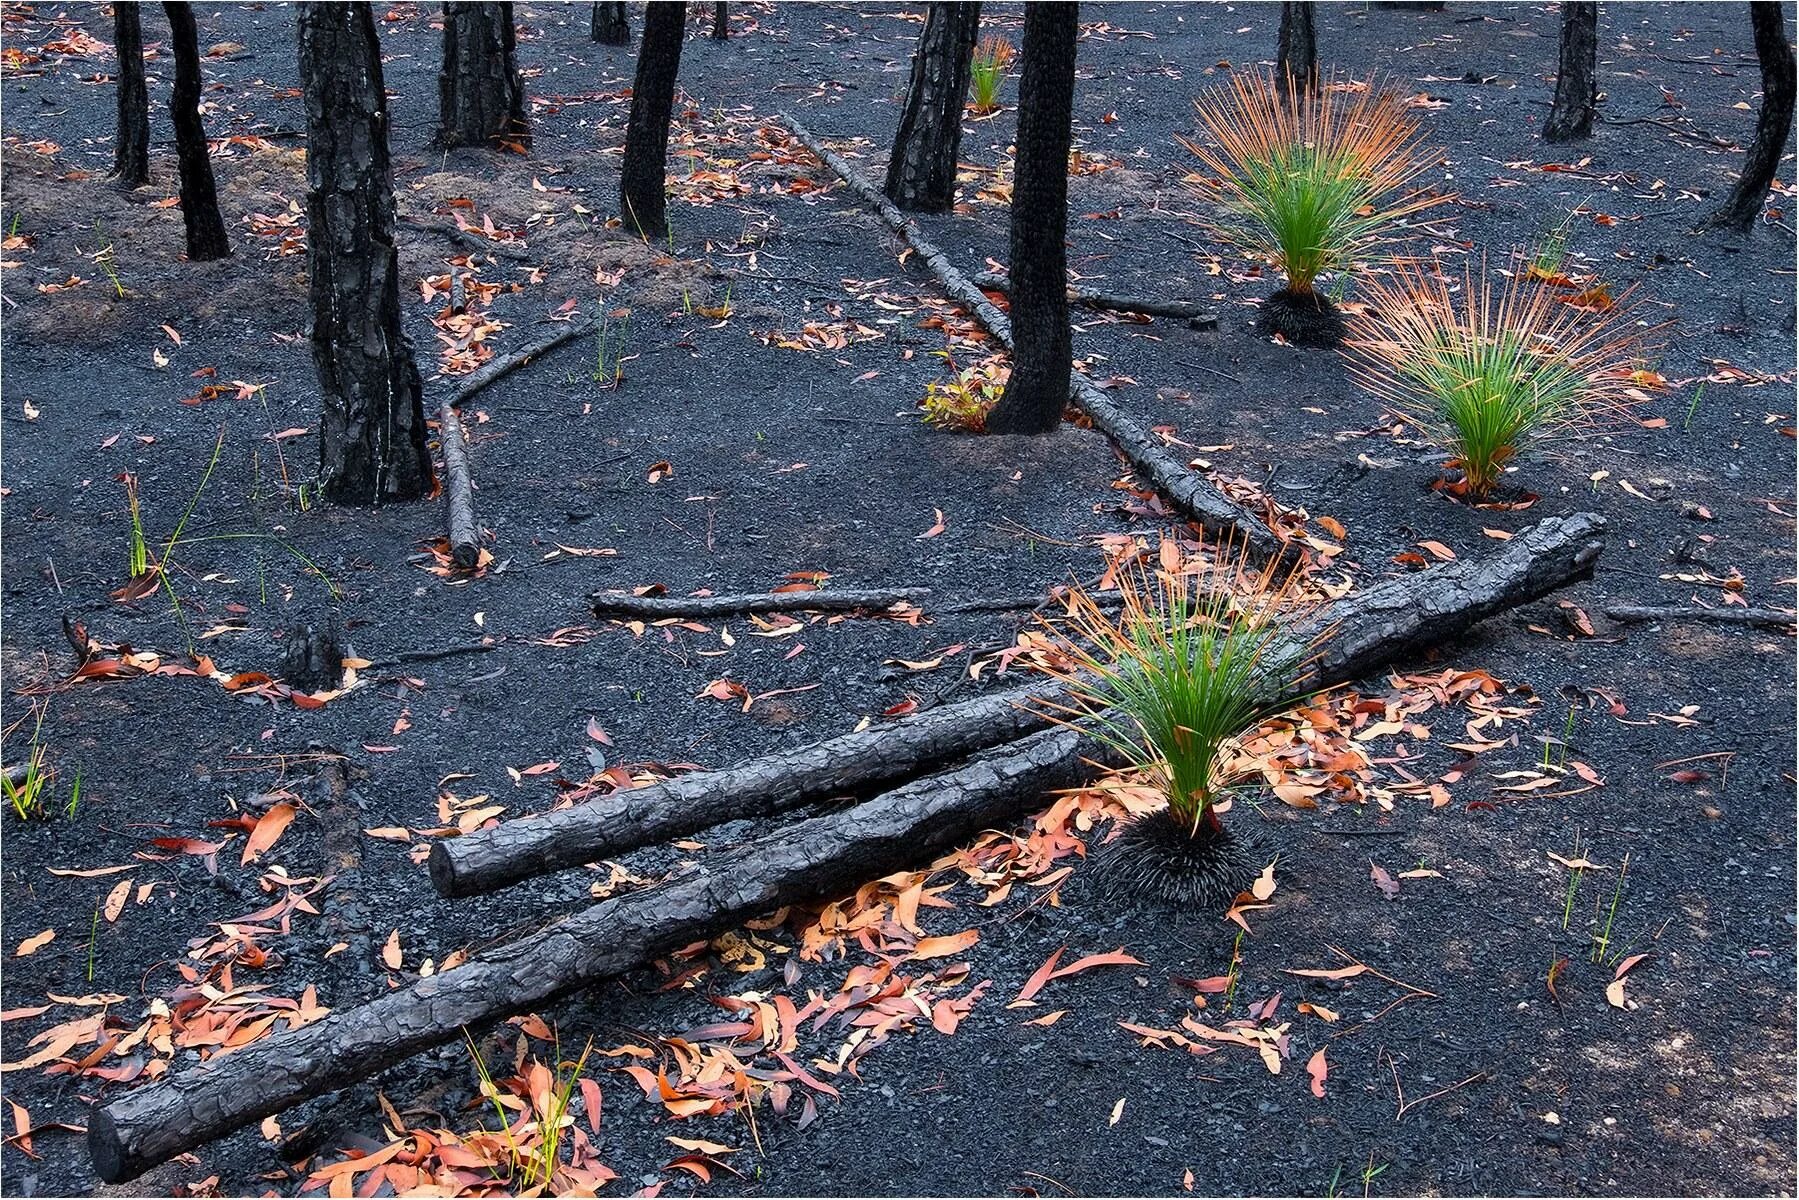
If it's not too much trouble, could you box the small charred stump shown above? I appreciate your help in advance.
[1259,288,1345,347]
[113,3,150,187]
[163,3,231,260]
[279,620,344,693]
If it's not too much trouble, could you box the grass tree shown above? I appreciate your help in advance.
[162,3,230,260]
[983,3,1077,434]
[112,3,150,188]
[1180,70,1443,346]
[1700,2,1795,233]
[619,1,686,240]
[438,2,530,150]
[884,2,982,213]
[299,2,435,503]
[1341,258,1648,497]
[1036,538,1319,906]
[1544,2,1598,142]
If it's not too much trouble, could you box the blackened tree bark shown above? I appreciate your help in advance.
[1702,2,1796,232]
[1543,2,1598,142]
[619,1,685,239]
[591,1,629,44]
[437,2,530,149]
[884,2,981,212]
[113,3,150,187]
[711,1,728,39]
[983,3,1077,435]
[1278,2,1317,96]
[299,3,435,503]
[162,3,230,260]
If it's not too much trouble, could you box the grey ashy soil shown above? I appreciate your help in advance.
[0,3,1794,1197]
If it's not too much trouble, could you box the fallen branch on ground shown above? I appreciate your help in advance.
[438,398,480,569]
[1604,604,1795,630]
[89,730,1092,1183]
[400,214,533,262]
[971,268,1218,325]
[443,511,1607,898]
[772,112,1279,560]
[588,587,1118,621]
[452,319,596,408]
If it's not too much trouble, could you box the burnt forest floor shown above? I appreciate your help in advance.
[0,3,1795,1197]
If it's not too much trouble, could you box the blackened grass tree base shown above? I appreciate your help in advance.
[1259,288,1346,347]
[1099,808,1267,909]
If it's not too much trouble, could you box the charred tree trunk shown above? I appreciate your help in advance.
[591,0,629,44]
[437,2,530,150]
[619,1,685,239]
[711,1,728,39]
[1701,2,1796,232]
[983,2,1077,435]
[113,3,150,187]
[1543,2,1598,142]
[1278,2,1318,96]
[162,3,230,260]
[300,3,435,503]
[884,2,981,213]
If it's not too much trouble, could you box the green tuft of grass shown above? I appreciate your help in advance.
[969,34,1013,114]
[1180,70,1446,296]
[593,312,632,389]
[1035,537,1321,831]
[1343,257,1651,497]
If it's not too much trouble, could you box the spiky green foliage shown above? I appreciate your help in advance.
[1342,258,1648,496]
[1180,71,1446,295]
[969,34,1013,114]
[1036,538,1318,831]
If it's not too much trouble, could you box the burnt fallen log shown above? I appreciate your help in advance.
[592,587,933,620]
[1605,603,1796,630]
[438,398,480,568]
[772,112,1279,560]
[441,511,1607,899]
[88,729,1092,1183]
[971,268,1218,324]
[401,213,533,262]
[452,319,596,408]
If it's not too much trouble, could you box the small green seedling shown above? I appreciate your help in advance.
[1683,382,1707,433]
[1591,851,1630,963]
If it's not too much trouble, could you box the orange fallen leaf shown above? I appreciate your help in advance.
[910,929,979,959]
[14,929,54,957]
[241,803,296,866]
[1306,1048,1327,1098]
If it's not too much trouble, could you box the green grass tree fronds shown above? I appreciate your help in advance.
[1341,256,1651,496]
[1179,70,1447,298]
